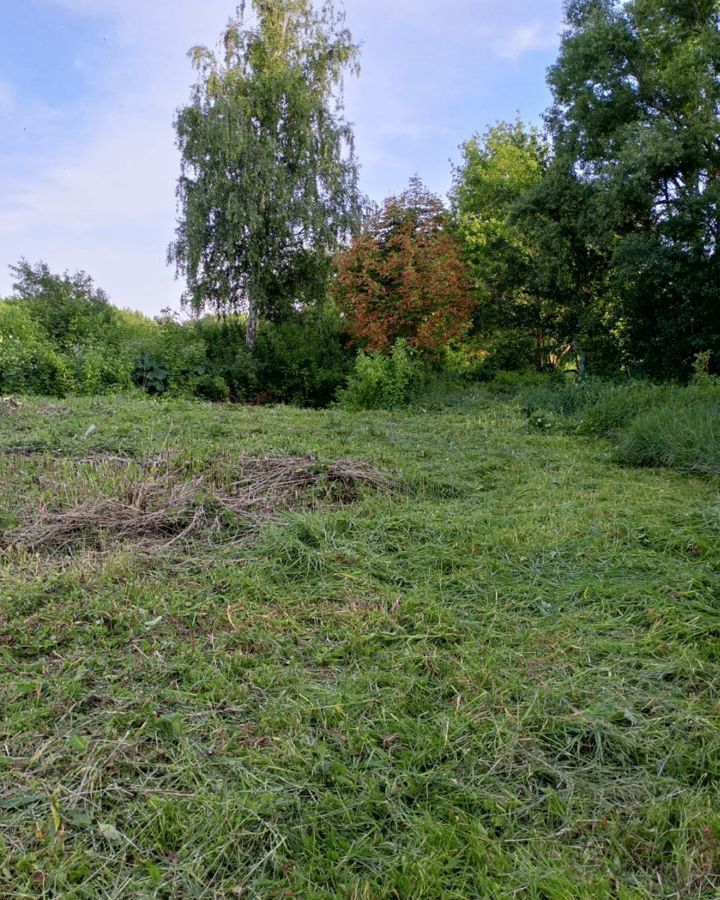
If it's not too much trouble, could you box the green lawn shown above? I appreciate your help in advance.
[1,391,719,898]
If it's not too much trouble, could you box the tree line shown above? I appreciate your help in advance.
[169,0,719,381]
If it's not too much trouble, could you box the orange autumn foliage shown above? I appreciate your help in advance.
[333,178,476,354]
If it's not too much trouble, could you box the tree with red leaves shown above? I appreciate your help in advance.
[333,177,475,354]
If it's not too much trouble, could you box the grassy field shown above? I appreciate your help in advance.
[1,390,719,898]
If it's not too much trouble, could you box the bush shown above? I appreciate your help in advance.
[225,346,261,402]
[576,382,674,436]
[0,302,75,396]
[192,374,230,402]
[0,290,351,407]
[69,343,135,395]
[254,313,350,407]
[442,340,490,381]
[0,339,75,397]
[0,290,154,397]
[3,259,352,406]
[514,367,720,477]
[482,329,539,374]
[199,311,350,406]
[132,352,171,395]
[126,314,208,397]
[9,259,115,350]
[339,339,426,410]
[488,370,563,398]
[152,316,208,395]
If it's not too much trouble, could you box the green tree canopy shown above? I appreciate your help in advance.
[452,122,565,369]
[547,0,720,377]
[169,0,362,349]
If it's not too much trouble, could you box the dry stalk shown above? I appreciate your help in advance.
[5,455,394,555]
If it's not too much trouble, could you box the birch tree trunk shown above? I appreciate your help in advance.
[245,293,258,350]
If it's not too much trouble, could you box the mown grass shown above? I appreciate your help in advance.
[1,390,719,898]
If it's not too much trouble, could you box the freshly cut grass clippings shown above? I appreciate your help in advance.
[8,473,208,552]
[1,390,719,897]
[224,454,395,511]
[4,455,394,553]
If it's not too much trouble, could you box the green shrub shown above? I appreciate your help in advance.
[576,382,674,436]
[516,368,720,477]
[192,374,230,402]
[0,339,75,396]
[68,343,134,395]
[153,317,208,395]
[489,370,562,397]
[199,311,349,406]
[520,377,672,436]
[0,301,75,396]
[0,300,44,344]
[692,350,715,384]
[339,339,425,410]
[442,340,491,381]
[483,329,538,374]
[3,264,354,406]
[225,346,261,402]
[9,260,116,351]
[128,315,207,397]
[0,291,152,397]
[255,314,350,407]
[132,352,171,395]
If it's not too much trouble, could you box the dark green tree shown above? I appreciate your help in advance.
[169,0,362,349]
[518,168,623,376]
[547,0,720,377]
[452,121,565,369]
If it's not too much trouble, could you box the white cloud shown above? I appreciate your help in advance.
[0,1,235,313]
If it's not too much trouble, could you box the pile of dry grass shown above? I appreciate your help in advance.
[5,455,393,554]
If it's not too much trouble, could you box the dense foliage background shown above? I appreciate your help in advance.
[0,261,352,407]
[2,0,719,407]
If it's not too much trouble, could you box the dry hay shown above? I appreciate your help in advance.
[5,455,393,554]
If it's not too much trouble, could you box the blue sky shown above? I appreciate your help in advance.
[0,0,564,314]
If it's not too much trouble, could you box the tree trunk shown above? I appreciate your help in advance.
[245,293,258,351]
[578,349,587,380]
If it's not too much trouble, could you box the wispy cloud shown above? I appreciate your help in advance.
[478,20,561,62]
[492,22,558,62]
[0,0,236,311]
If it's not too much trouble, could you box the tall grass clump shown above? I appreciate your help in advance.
[575,381,677,436]
[519,375,608,418]
[515,357,720,477]
[616,381,720,475]
[487,369,562,396]
[520,377,678,436]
